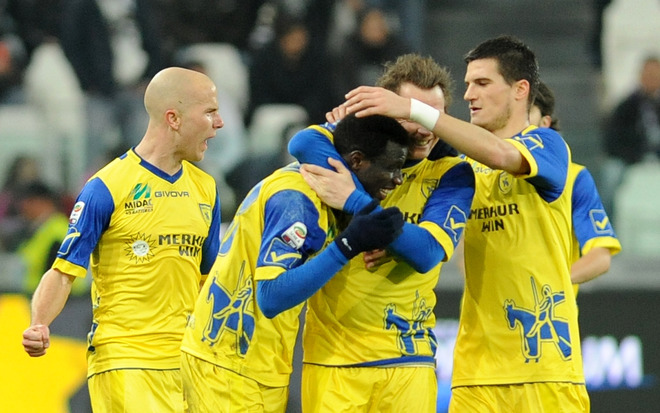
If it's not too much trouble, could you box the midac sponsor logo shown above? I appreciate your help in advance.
[125,183,153,214]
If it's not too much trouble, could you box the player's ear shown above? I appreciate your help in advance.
[515,79,530,102]
[165,109,181,130]
[346,150,366,172]
[541,115,553,128]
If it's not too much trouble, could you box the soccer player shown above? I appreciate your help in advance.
[180,113,409,413]
[22,67,224,412]
[530,81,622,285]
[287,54,475,412]
[453,81,623,288]
[342,35,590,411]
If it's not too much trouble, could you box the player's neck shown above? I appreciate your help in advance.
[134,139,182,176]
[492,116,530,139]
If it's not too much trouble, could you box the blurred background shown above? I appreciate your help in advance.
[0,1,659,412]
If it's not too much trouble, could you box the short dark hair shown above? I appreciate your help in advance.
[533,81,561,131]
[16,180,59,203]
[464,35,540,106]
[377,54,454,109]
[334,113,409,159]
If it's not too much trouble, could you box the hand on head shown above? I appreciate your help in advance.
[300,157,356,210]
[343,86,411,120]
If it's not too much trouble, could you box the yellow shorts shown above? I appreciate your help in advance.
[301,363,437,413]
[181,352,288,413]
[449,382,590,413]
[87,368,184,413]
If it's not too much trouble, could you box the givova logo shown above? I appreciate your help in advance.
[582,335,655,390]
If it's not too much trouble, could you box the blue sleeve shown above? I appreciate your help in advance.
[255,189,341,318]
[200,188,222,275]
[257,242,348,318]
[388,162,475,272]
[56,178,114,268]
[517,127,569,202]
[386,223,444,273]
[571,167,617,250]
[256,190,327,266]
[287,123,367,196]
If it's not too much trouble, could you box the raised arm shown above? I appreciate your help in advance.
[343,86,528,174]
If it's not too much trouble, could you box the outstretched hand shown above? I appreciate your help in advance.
[22,324,51,357]
[344,86,411,119]
[300,158,356,210]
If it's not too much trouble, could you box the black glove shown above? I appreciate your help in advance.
[334,206,404,260]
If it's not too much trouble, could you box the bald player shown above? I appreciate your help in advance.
[22,67,224,412]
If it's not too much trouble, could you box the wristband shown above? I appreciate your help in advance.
[410,98,440,130]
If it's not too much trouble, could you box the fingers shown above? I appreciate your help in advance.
[301,163,336,176]
[301,162,355,210]
[327,157,349,174]
[326,110,336,123]
[363,249,392,270]
[343,99,371,118]
[364,249,387,262]
[299,166,316,186]
[344,86,374,100]
[326,105,348,123]
[22,325,50,357]
[344,86,411,120]
[343,87,377,118]
[380,207,404,223]
[376,207,404,236]
[300,166,324,193]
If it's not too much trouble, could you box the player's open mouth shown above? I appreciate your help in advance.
[379,188,393,199]
[413,139,432,147]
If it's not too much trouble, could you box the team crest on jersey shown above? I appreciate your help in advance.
[504,277,572,363]
[498,171,512,194]
[124,232,157,263]
[421,178,439,199]
[281,222,307,249]
[69,201,84,224]
[199,203,212,226]
[589,209,613,235]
